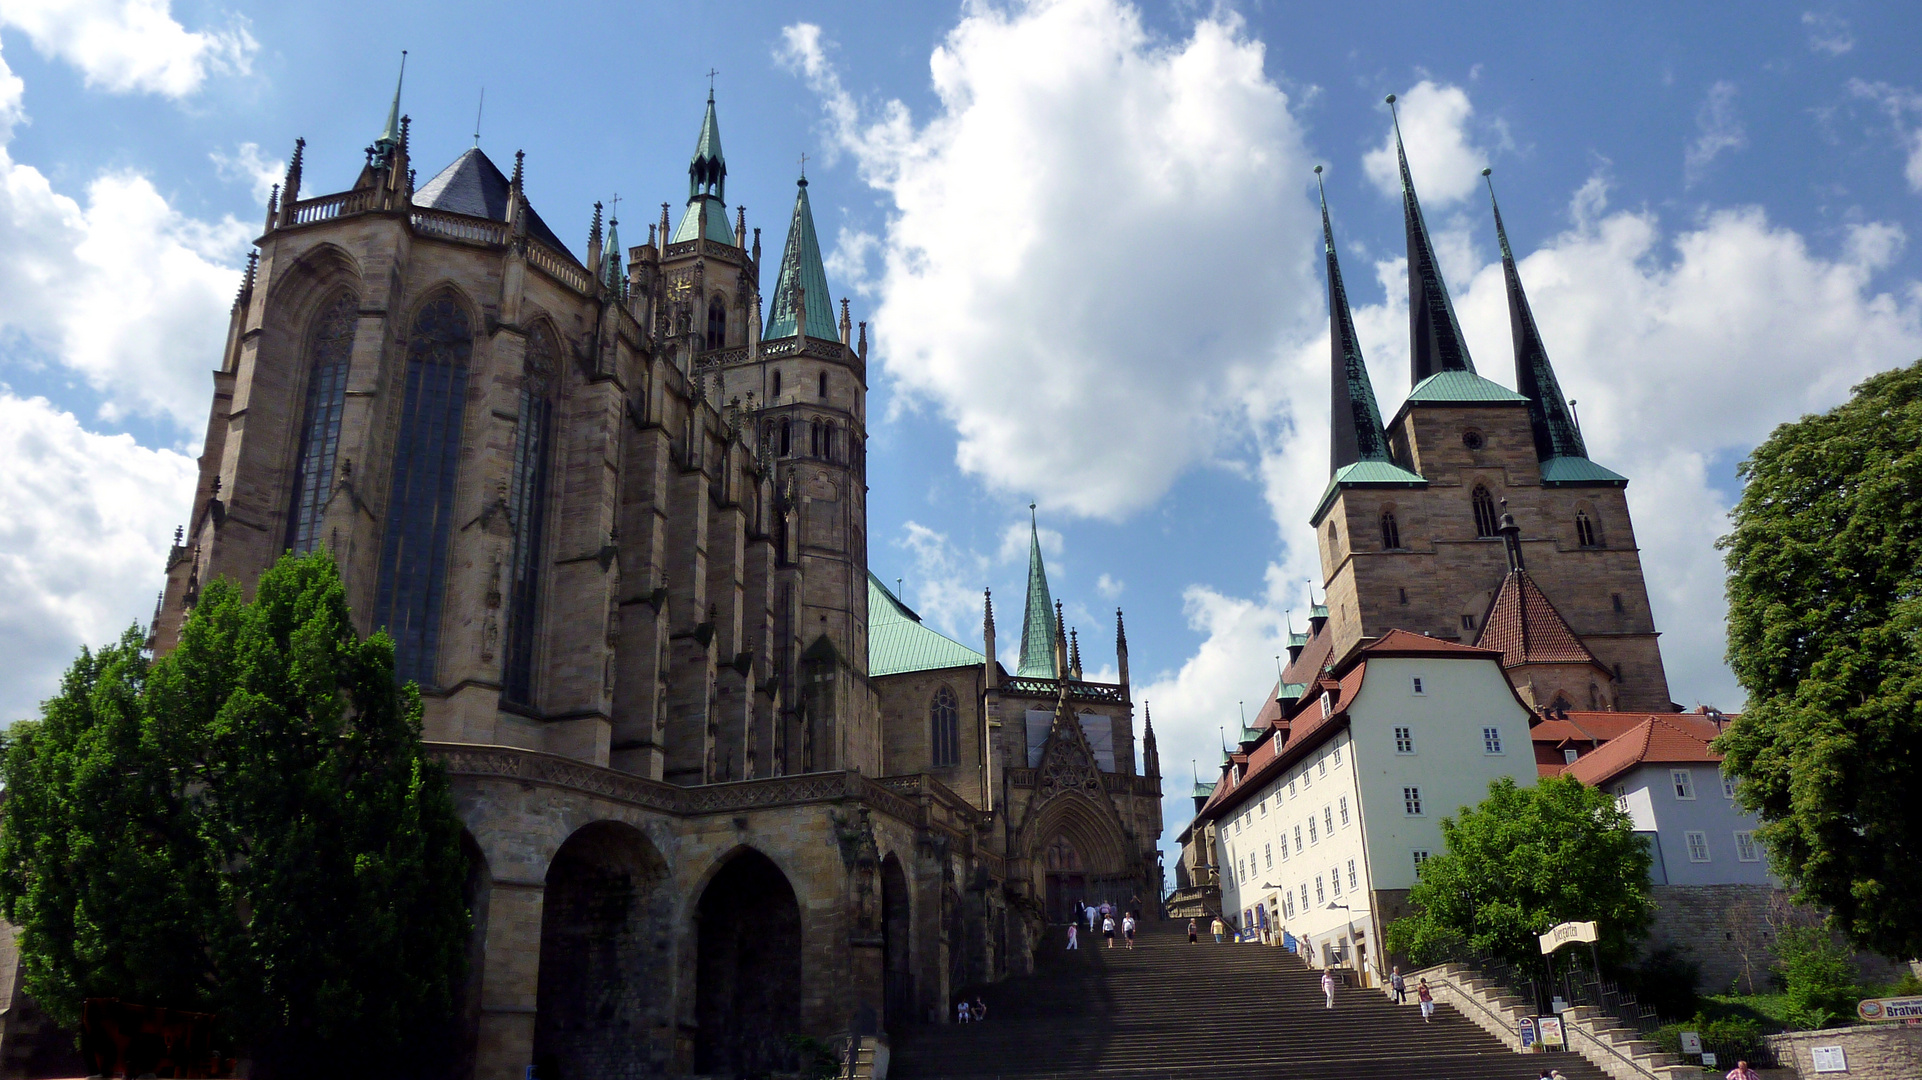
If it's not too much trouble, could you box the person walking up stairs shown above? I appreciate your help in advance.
[889,919,1614,1080]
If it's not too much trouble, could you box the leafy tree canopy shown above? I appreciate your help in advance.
[0,551,470,1078]
[1385,776,1653,970]
[1716,357,1922,960]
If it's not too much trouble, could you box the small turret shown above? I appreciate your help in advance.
[277,137,305,227]
[1069,627,1083,681]
[1116,608,1130,689]
[587,201,604,271]
[1053,601,1068,683]
[857,320,868,363]
[983,588,998,691]
[839,297,852,345]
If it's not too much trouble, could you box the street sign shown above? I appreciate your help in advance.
[1538,920,1600,954]
[1539,1016,1565,1050]
[1702,1053,1718,1068]
[1858,995,1922,1022]
[1679,1031,1702,1055]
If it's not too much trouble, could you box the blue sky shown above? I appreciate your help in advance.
[2,1,1919,878]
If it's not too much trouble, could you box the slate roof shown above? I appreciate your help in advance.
[1476,569,1607,670]
[867,573,984,677]
[1565,714,1726,787]
[414,149,577,262]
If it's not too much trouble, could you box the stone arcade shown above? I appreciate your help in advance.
[0,80,1163,1079]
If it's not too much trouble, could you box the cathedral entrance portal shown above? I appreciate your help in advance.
[880,854,911,1030]
[1043,836,1088,924]
[695,850,803,1076]
[534,822,669,1080]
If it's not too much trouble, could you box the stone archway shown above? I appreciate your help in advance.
[1042,835,1088,923]
[695,849,804,1076]
[880,854,911,1030]
[447,830,491,1080]
[533,821,670,1080]
[1024,791,1138,923]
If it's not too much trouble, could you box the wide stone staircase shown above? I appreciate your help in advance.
[888,921,1612,1080]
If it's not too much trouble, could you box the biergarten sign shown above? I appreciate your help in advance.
[1538,920,1599,954]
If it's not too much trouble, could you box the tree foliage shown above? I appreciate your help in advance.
[1716,357,1922,960]
[1384,776,1653,970]
[0,551,470,1077]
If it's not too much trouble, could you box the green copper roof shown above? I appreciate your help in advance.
[1287,631,1309,648]
[600,215,624,289]
[1278,682,1308,698]
[1240,726,1264,743]
[764,178,840,340]
[375,53,406,156]
[1311,459,1428,524]
[868,573,984,677]
[671,195,737,245]
[1405,370,1530,404]
[1193,780,1216,798]
[1310,603,1331,619]
[1540,455,1628,486]
[1015,515,1058,678]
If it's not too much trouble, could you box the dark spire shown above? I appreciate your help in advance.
[1485,169,1587,462]
[374,51,408,162]
[1317,166,1393,475]
[1388,94,1475,383]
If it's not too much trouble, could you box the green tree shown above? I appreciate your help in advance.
[1384,775,1653,970]
[1716,358,1922,960]
[0,551,470,1077]
[1773,926,1859,1030]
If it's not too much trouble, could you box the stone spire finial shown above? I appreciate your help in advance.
[234,250,258,309]
[282,137,305,209]
[857,320,868,362]
[264,183,279,233]
[839,298,852,345]
[588,201,604,270]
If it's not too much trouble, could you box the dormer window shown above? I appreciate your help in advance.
[1319,690,1333,717]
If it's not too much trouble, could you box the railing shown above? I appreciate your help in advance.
[665,237,748,260]
[525,238,596,294]
[409,207,510,246]
[1000,677,1127,703]
[287,188,376,225]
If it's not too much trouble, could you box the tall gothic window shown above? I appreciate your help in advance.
[502,325,556,704]
[1379,509,1401,550]
[706,296,727,350]
[285,291,357,554]
[772,370,782,397]
[1471,484,1499,538]
[1575,508,1601,548]
[818,371,828,399]
[930,685,961,767]
[810,419,822,457]
[375,293,472,687]
[779,418,791,457]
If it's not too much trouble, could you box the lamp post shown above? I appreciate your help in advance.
[1326,901,1356,976]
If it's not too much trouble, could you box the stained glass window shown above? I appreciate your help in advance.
[375,293,472,688]
[931,685,960,766]
[502,325,555,704]
[285,291,358,553]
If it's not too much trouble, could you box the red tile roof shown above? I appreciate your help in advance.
[1359,627,1503,659]
[1565,714,1726,787]
[1476,569,1607,670]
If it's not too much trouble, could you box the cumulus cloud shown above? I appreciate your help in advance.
[0,0,253,97]
[779,0,1318,519]
[1685,81,1747,187]
[210,141,284,204]
[0,44,250,430]
[1848,79,1922,193]
[0,391,196,724]
[895,521,993,644]
[1802,11,1854,56]
[1361,80,1492,206]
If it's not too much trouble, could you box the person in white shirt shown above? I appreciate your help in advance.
[1102,914,1116,948]
[957,999,971,1024]
[1321,969,1336,1009]
[1122,914,1136,949]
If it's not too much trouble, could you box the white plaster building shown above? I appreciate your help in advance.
[1202,630,1537,983]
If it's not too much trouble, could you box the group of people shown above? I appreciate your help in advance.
[1066,900,1139,950]
[953,997,989,1024]
[1387,967,1436,1019]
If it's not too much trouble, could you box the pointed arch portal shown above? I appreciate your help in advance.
[696,850,803,1076]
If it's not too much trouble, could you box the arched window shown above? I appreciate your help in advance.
[818,371,828,399]
[1471,484,1499,538]
[779,418,791,457]
[706,296,727,350]
[930,685,961,767]
[502,325,557,704]
[1575,508,1602,548]
[1380,509,1401,550]
[771,370,782,398]
[285,290,358,554]
[810,420,822,457]
[823,422,836,462]
[1326,520,1339,549]
[375,292,473,687]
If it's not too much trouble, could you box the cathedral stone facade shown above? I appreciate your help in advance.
[71,80,1160,1080]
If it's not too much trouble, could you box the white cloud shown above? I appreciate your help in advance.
[0,43,250,430]
[0,0,254,97]
[895,521,992,642]
[0,391,196,725]
[1848,79,1922,193]
[1802,11,1854,56]
[997,519,1062,565]
[1685,81,1747,187]
[1095,573,1123,600]
[210,141,283,204]
[779,1,1318,519]
[1361,80,1491,206]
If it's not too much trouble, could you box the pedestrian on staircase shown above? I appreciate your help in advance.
[1321,969,1336,1009]
[957,1000,971,1024]
[1724,1064,1761,1080]
[1067,922,1079,950]
[1103,913,1116,948]
[1211,916,1225,943]
[1188,918,1198,944]
[1391,966,1406,1004]
[1087,904,1098,935]
[1123,913,1136,949]
[973,998,988,1023]
[1417,978,1435,1022]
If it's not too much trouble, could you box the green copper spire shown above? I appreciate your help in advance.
[671,91,737,246]
[374,51,407,159]
[1015,506,1058,679]
[763,176,840,340]
[1318,166,1392,475]
[1389,94,1475,384]
[1485,169,1586,462]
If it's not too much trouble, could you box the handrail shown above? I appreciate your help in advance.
[1417,963,1669,1080]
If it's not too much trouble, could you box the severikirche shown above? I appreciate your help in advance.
[105,72,1163,1078]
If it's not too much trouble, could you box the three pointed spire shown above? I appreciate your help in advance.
[1389,94,1476,384]
[1485,169,1587,463]
[1016,505,1058,679]
[671,92,736,246]
[1317,166,1393,476]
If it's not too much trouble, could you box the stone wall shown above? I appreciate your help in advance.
[1767,1024,1922,1080]
[1646,884,1908,995]
[0,920,82,1080]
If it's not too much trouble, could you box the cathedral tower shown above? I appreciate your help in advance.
[1287,117,1672,713]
